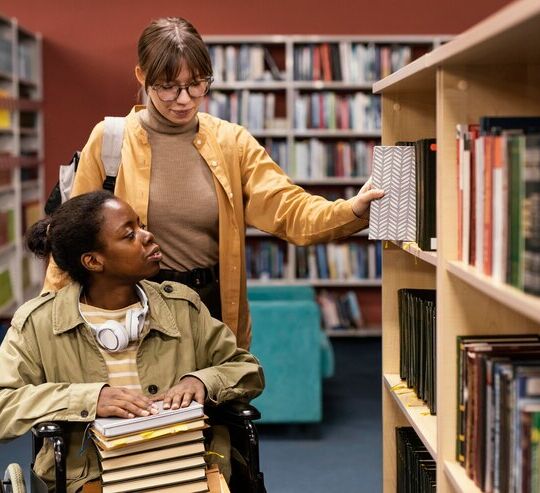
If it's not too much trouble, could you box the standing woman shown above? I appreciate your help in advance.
[45,17,384,350]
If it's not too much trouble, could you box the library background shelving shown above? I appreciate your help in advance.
[203,34,449,337]
[374,0,540,491]
[0,15,43,319]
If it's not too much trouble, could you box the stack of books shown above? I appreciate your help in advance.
[91,401,210,493]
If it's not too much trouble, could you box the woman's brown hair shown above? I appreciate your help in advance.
[137,17,213,89]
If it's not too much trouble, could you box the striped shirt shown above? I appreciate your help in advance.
[80,301,148,391]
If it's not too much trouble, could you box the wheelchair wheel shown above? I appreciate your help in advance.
[3,464,26,493]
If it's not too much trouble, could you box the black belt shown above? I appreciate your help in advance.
[153,265,219,289]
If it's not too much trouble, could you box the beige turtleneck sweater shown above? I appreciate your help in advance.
[139,101,219,271]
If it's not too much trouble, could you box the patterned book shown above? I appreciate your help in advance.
[368,146,416,241]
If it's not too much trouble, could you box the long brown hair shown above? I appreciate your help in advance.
[137,17,213,89]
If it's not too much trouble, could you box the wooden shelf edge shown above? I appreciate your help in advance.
[444,461,482,493]
[446,261,540,324]
[326,327,381,337]
[383,373,437,459]
[391,241,437,266]
[247,278,381,287]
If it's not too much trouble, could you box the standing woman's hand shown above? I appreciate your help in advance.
[351,177,385,218]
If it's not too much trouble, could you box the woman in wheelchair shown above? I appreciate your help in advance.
[0,190,264,492]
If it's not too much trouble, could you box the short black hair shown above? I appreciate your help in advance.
[26,191,115,286]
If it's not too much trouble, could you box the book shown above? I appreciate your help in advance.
[93,400,204,438]
[132,480,209,493]
[368,145,416,241]
[101,467,207,493]
[101,454,206,484]
[92,417,207,451]
[97,429,205,459]
[100,440,206,471]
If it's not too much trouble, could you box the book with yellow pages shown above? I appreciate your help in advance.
[134,480,209,493]
[93,400,204,438]
[91,416,207,451]
[96,428,205,459]
[101,466,207,493]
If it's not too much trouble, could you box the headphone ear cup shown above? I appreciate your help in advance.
[95,320,130,352]
[125,307,144,341]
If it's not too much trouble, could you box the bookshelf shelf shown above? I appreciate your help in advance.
[391,241,437,267]
[211,82,288,90]
[0,242,15,259]
[327,326,381,337]
[443,461,482,493]
[247,278,381,287]
[0,184,14,195]
[446,261,540,325]
[377,1,540,491]
[0,69,12,81]
[384,374,437,459]
[291,81,374,90]
[292,129,380,138]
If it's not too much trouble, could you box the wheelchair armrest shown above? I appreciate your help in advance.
[205,400,261,424]
[32,422,64,439]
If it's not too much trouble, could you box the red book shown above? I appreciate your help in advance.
[312,45,321,81]
[468,124,480,266]
[320,43,332,82]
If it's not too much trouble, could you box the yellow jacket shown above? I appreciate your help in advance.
[45,107,369,349]
[0,280,264,492]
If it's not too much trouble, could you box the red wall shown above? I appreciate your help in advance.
[2,0,513,193]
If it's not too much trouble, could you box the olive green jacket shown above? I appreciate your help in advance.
[0,280,264,492]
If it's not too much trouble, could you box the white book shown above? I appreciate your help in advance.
[368,146,416,241]
[93,401,204,438]
[475,136,485,270]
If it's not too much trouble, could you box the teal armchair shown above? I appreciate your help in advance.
[247,285,334,424]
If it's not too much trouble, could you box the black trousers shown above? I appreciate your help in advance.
[150,266,222,321]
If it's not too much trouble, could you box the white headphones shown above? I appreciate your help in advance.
[81,285,149,352]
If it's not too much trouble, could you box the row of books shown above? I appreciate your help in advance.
[317,289,365,330]
[0,208,15,247]
[396,427,436,493]
[368,139,437,252]
[398,289,436,415]
[202,91,286,131]
[91,401,210,493]
[295,242,381,281]
[0,34,11,75]
[294,92,381,132]
[457,116,540,296]
[0,89,11,129]
[208,44,283,83]
[456,334,540,492]
[292,139,375,179]
[17,43,34,81]
[293,43,422,83]
[246,240,286,280]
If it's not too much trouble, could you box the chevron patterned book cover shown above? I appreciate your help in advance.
[368,146,416,241]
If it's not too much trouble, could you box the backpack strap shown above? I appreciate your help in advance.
[101,116,126,192]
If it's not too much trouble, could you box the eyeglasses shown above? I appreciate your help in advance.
[152,76,213,102]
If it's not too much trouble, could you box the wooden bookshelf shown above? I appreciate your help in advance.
[376,0,540,491]
[205,34,448,337]
[0,15,44,318]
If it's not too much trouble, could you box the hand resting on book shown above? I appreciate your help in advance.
[151,376,207,410]
[97,386,159,419]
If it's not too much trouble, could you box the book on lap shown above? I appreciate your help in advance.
[135,481,209,493]
[93,401,204,438]
[101,454,206,483]
[100,440,206,471]
[101,467,208,493]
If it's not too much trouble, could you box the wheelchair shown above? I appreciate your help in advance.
[1,401,266,493]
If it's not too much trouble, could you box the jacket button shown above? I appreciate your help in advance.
[163,285,173,293]
[80,409,89,418]
[148,384,158,394]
